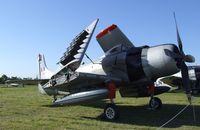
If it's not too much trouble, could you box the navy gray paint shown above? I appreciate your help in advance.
[102,44,180,84]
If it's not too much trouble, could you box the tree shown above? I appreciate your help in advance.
[0,77,3,84]
[0,74,8,84]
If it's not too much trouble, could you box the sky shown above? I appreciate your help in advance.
[0,0,200,78]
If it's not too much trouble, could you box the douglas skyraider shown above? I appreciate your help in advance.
[12,15,196,120]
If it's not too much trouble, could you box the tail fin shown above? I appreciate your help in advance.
[38,54,54,79]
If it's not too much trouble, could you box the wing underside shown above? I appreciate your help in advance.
[58,19,99,71]
[44,72,121,90]
[43,72,121,105]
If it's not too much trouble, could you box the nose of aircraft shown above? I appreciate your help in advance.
[142,44,180,80]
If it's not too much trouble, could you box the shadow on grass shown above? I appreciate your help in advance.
[82,102,200,128]
[40,100,200,128]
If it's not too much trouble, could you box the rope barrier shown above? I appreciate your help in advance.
[157,104,190,130]
[157,96,196,130]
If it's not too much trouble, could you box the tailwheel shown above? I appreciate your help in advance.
[149,97,162,109]
[104,103,120,120]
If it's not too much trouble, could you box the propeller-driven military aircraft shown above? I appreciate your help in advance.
[34,13,195,120]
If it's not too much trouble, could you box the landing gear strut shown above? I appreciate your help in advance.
[103,81,120,120]
[148,83,162,109]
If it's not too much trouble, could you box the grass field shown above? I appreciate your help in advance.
[0,85,200,130]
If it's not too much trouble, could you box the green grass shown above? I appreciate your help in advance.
[0,85,200,130]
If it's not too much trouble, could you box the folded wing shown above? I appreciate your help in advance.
[96,24,134,52]
[58,19,99,71]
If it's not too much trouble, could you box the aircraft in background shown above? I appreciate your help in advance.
[5,83,20,87]
[6,79,40,87]
[34,13,195,120]
[158,65,200,94]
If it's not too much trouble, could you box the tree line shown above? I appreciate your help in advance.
[0,74,34,84]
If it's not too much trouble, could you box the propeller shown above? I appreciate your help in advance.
[173,12,195,103]
[173,13,195,63]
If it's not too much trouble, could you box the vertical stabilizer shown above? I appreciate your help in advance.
[38,54,54,79]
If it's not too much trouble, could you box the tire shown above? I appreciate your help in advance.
[104,103,120,120]
[149,97,162,109]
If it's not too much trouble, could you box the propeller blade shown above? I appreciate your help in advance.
[180,62,192,103]
[173,13,194,103]
[180,62,191,94]
[173,12,184,55]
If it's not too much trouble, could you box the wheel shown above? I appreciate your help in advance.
[104,103,120,120]
[149,97,162,109]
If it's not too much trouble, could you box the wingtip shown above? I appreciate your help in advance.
[85,19,99,32]
[93,18,99,24]
[92,18,99,25]
[96,24,117,39]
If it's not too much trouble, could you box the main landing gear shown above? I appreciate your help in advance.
[149,97,162,109]
[103,81,120,120]
[104,103,120,120]
[148,83,162,110]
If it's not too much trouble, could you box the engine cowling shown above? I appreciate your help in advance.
[126,44,180,82]
[102,44,180,84]
[102,45,130,81]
